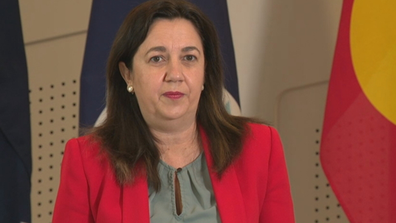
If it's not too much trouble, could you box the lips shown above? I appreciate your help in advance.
[163,91,185,99]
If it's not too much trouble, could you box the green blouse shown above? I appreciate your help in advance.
[148,153,221,222]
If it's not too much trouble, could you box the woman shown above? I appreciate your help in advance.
[53,0,295,222]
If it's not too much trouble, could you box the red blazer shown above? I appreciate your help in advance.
[53,123,295,222]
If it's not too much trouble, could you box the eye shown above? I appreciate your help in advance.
[183,55,197,61]
[149,56,164,63]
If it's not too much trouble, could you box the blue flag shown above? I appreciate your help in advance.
[0,0,32,222]
[80,0,240,127]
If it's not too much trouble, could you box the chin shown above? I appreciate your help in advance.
[162,110,195,121]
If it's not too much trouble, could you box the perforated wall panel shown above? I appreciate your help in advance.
[29,80,79,222]
[277,82,349,223]
[25,32,85,223]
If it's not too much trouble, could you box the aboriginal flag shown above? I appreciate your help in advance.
[0,0,32,222]
[320,0,396,222]
[80,0,240,127]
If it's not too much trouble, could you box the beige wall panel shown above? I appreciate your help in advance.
[19,0,92,43]
[227,0,343,123]
[25,34,86,87]
[26,34,85,223]
[277,82,349,223]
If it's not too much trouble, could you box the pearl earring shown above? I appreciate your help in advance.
[201,85,204,91]
[127,86,134,93]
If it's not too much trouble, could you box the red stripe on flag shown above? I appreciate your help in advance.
[320,0,396,222]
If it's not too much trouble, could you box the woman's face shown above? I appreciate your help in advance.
[120,18,205,130]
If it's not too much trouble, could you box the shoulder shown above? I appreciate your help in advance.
[65,135,102,156]
[246,122,276,135]
[234,122,283,169]
[63,134,110,173]
[244,122,281,149]
[55,135,121,222]
[233,122,288,190]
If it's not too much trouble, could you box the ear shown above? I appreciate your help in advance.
[119,62,133,85]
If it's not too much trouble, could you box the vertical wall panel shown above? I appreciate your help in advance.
[29,80,79,222]
[19,0,91,43]
[19,0,91,219]
[26,35,85,223]
[228,0,342,124]
[277,83,349,223]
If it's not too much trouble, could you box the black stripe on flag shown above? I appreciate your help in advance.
[0,0,32,222]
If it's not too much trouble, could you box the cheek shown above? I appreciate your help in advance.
[133,71,151,91]
[134,76,162,102]
[193,70,205,88]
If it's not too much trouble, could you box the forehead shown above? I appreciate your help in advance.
[141,18,203,49]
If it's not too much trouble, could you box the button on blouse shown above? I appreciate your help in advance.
[148,153,221,223]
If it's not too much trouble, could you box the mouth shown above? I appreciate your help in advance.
[163,91,185,99]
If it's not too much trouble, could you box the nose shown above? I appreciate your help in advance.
[164,59,184,82]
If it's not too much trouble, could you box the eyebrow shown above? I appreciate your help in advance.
[145,46,166,56]
[145,46,201,55]
[182,46,201,55]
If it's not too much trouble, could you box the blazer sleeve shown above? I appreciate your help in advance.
[52,138,94,223]
[260,127,295,222]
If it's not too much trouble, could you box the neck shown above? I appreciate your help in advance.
[151,122,201,168]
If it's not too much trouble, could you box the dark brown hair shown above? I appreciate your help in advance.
[93,0,255,190]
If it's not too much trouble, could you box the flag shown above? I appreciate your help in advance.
[320,0,396,222]
[80,0,240,127]
[0,0,32,222]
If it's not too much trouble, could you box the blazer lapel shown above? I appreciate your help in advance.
[200,129,248,223]
[122,163,150,223]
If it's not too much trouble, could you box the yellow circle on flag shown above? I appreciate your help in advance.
[350,0,396,125]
